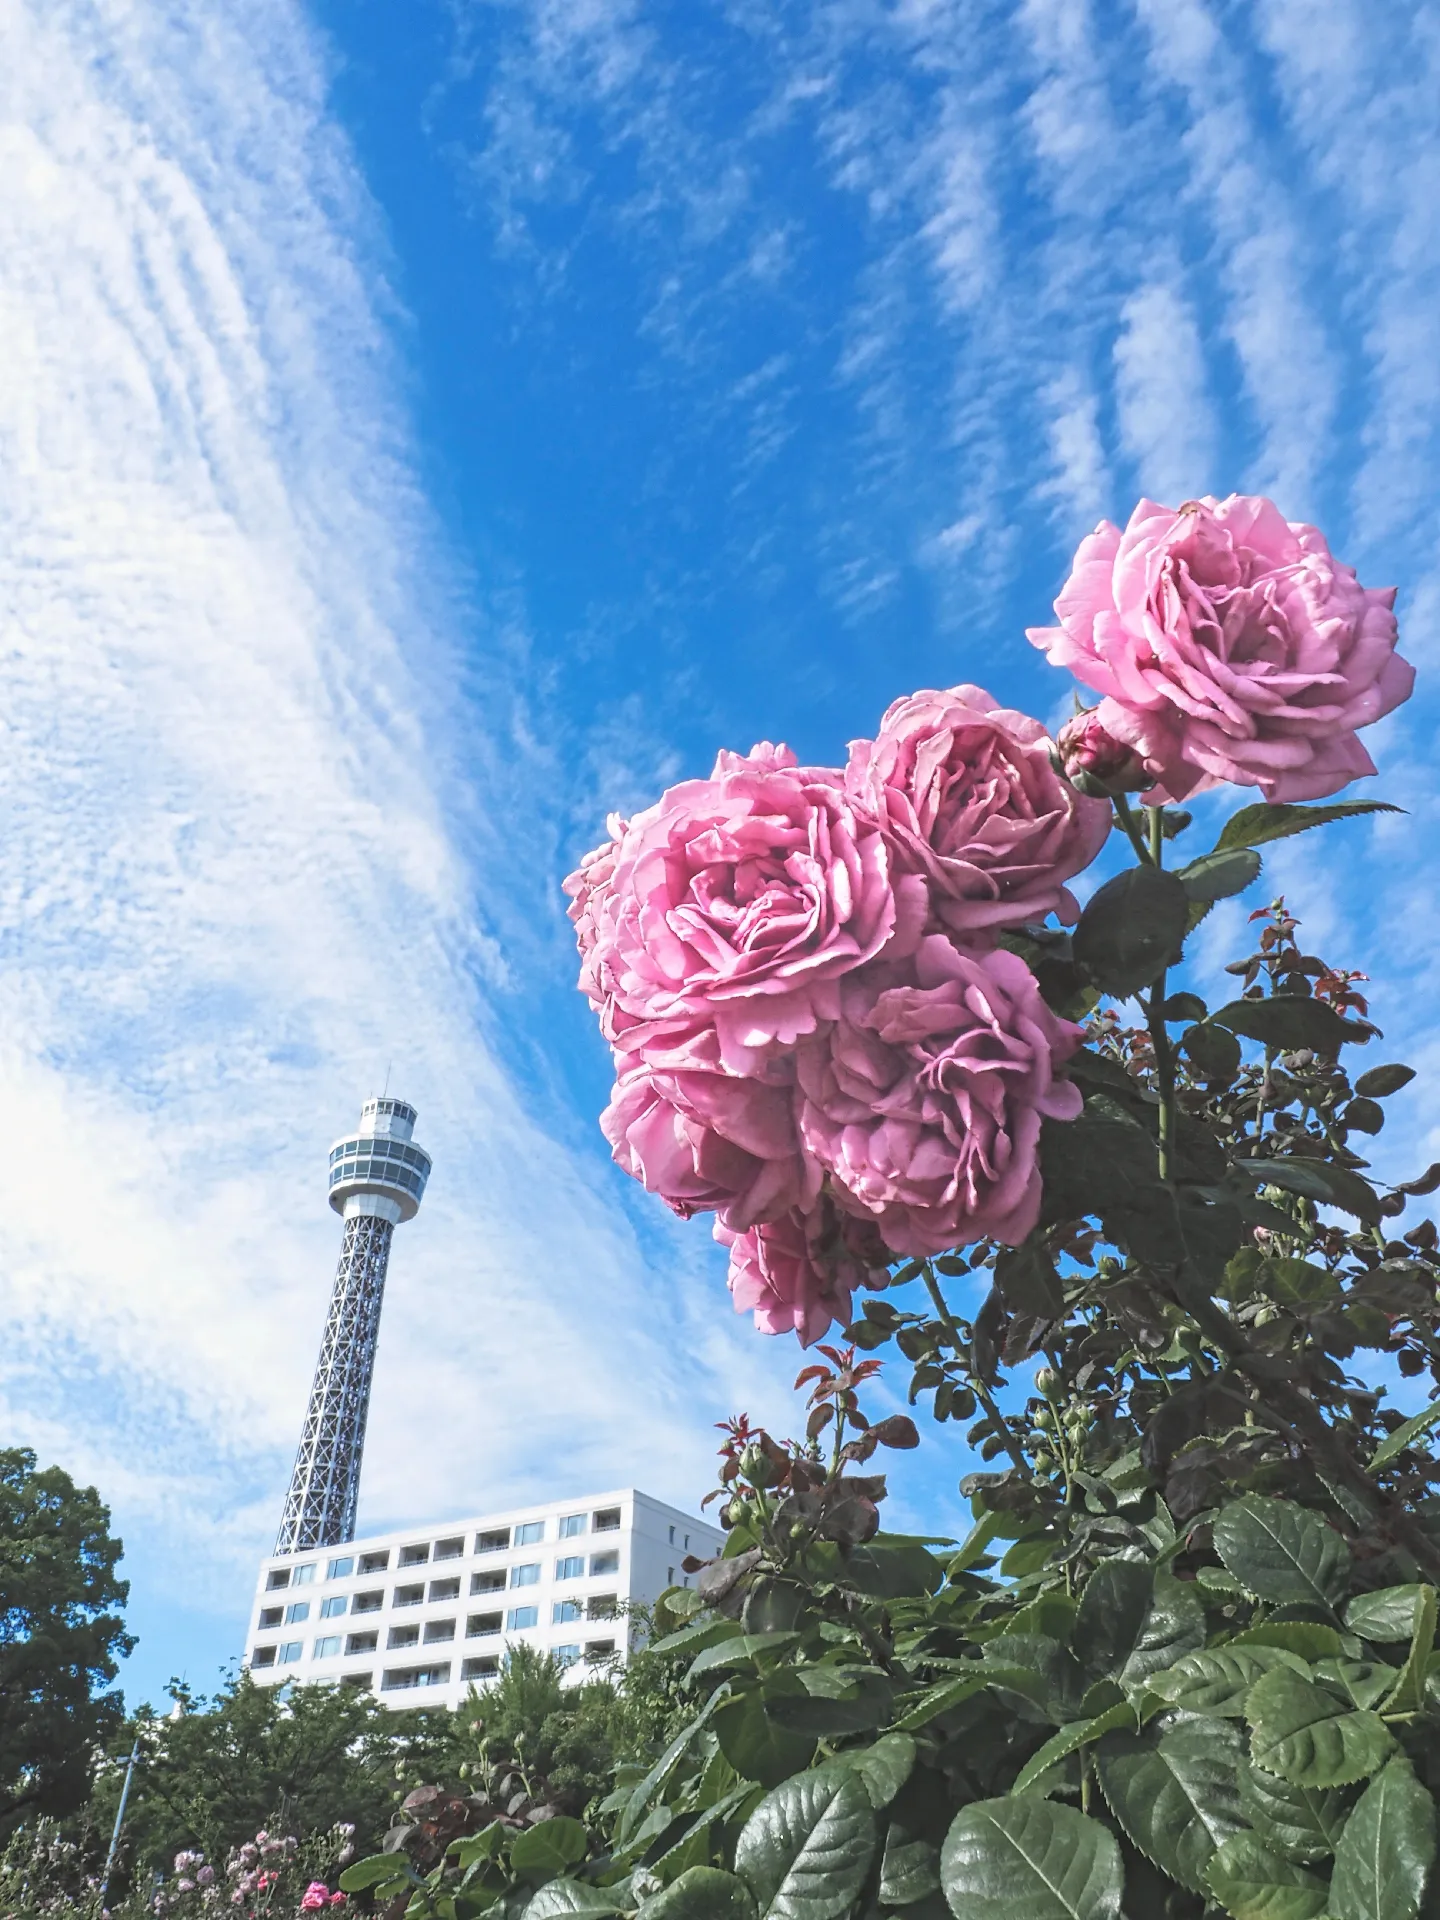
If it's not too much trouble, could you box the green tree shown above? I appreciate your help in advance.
[0,1447,131,1828]
[95,1673,454,1880]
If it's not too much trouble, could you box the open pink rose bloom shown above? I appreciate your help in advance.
[1027,494,1413,803]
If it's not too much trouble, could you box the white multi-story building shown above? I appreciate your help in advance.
[243,1486,722,1711]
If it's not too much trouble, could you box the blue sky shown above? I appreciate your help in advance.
[2,0,1439,1708]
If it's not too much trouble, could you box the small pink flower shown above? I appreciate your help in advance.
[846,686,1109,932]
[300,1888,331,1913]
[1028,495,1413,803]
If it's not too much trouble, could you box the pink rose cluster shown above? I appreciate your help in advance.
[1029,494,1413,804]
[565,687,1107,1342]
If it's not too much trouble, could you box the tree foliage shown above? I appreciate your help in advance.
[0,1447,131,1827]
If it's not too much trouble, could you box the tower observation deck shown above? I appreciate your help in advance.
[274,1098,432,1554]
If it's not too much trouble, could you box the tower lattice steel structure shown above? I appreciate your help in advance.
[274,1097,432,1554]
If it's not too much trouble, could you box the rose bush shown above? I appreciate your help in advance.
[1027,492,1412,803]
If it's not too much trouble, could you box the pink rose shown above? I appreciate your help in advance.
[601,1025,819,1231]
[716,1197,891,1345]
[794,937,1084,1257]
[300,1888,330,1913]
[1027,495,1413,803]
[846,686,1109,932]
[564,743,924,1076]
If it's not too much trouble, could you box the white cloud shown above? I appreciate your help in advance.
[0,0,797,1689]
[1112,280,1217,504]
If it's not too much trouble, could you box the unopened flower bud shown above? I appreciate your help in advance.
[738,1441,779,1489]
[1055,711,1152,796]
[1034,1368,1060,1399]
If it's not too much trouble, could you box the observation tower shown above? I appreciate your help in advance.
[274,1097,432,1554]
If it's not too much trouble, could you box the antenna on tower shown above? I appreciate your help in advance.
[273,1095,431,1553]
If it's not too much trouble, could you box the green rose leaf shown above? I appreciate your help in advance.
[1203,1833,1329,1920]
[939,1795,1123,1920]
[1379,1585,1436,1715]
[1212,997,1371,1054]
[1118,1572,1207,1689]
[1353,1063,1416,1098]
[649,1617,746,1657]
[1146,1646,1302,1717]
[1246,1667,1396,1787]
[1213,799,1401,853]
[1008,1702,1137,1796]
[715,1686,819,1788]
[1177,847,1263,901]
[1231,1622,1347,1662]
[1368,1400,1440,1472]
[1328,1758,1437,1920]
[525,1885,627,1920]
[1095,1717,1247,1893]
[733,1768,878,1920]
[338,1857,411,1895]
[636,1870,757,1920]
[1073,1558,1153,1682]
[510,1820,590,1875]
[1344,1585,1428,1643]
[1239,1758,1351,1865]
[830,1731,916,1810]
[1072,866,1190,999]
[1213,1495,1352,1609]
[879,1826,941,1907]
[1232,1156,1382,1223]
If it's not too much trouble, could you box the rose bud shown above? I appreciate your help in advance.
[1055,710,1152,796]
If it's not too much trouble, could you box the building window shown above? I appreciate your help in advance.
[266,1568,291,1591]
[553,1600,581,1624]
[593,1507,621,1532]
[358,1550,390,1574]
[251,1645,277,1667]
[475,1528,510,1554]
[398,1543,430,1567]
[434,1537,464,1561]
[471,1570,505,1595]
[555,1556,584,1581]
[587,1595,618,1620]
[393,1584,424,1607]
[466,1612,502,1637]
[319,1596,347,1620]
[585,1639,616,1662]
[515,1521,545,1546]
[346,1632,379,1655]
[555,1644,581,1667]
[462,1656,499,1680]
[351,1590,383,1614]
[668,1525,675,1544]
[259,1606,283,1629]
[326,1556,355,1580]
[341,1672,373,1690]
[684,1535,690,1550]
[314,1636,341,1659]
[667,1567,674,1585]
[559,1514,587,1539]
[510,1564,540,1589]
[279,1641,303,1664]
[424,1619,456,1644]
[428,1578,460,1603]
[382,1664,451,1691]
[293,1564,316,1585]
[284,1601,310,1625]
[590,1552,620,1577]
[507,1606,539,1631]
[387,1625,420,1650]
